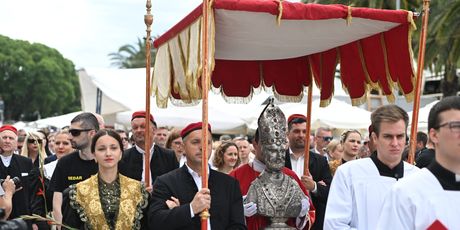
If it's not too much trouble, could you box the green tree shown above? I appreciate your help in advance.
[108,37,156,68]
[418,0,460,96]
[0,35,81,121]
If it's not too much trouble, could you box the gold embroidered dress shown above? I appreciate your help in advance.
[67,174,148,230]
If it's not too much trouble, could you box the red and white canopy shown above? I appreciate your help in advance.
[152,0,417,108]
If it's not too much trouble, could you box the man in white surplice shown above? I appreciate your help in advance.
[377,96,460,229]
[324,105,419,230]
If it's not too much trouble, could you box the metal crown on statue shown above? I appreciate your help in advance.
[246,99,307,229]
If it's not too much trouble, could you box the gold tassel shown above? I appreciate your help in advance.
[346,6,352,26]
[407,11,417,30]
[277,0,283,26]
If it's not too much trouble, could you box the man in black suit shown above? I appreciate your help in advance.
[284,115,332,230]
[0,125,33,220]
[149,122,246,230]
[119,111,178,189]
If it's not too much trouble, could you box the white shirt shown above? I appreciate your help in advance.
[324,158,419,230]
[289,149,305,179]
[135,144,155,187]
[44,160,58,180]
[0,184,4,196]
[289,149,318,193]
[179,155,187,167]
[377,168,460,229]
[0,154,13,167]
[185,163,211,230]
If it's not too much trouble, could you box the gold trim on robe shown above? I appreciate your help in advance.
[69,174,148,230]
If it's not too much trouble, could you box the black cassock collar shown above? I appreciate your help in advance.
[370,152,404,180]
[427,160,460,191]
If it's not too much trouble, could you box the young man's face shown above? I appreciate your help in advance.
[373,120,406,166]
[430,109,460,163]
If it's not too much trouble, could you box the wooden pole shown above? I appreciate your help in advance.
[200,0,210,229]
[408,0,430,165]
[144,0,153,186]
[303,84,313,176]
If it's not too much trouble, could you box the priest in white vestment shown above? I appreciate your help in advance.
[324,105,419,230]
[377,96,460,230]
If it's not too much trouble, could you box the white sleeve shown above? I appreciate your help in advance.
[376,185,414,230]
[323,167,356,230]
[0,185,4,196]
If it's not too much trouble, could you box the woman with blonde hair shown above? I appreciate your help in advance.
[325,140,344,162]
[329,130,362,176]
[21,131,47,168]
[213,141,240,174]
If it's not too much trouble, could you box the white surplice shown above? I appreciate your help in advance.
[377,168,460,229]
[324,158,419,230]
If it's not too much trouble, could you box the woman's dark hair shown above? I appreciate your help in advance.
[91,129,123,153]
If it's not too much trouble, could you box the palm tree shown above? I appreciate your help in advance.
[417,0,460,96]
[108,37,156,68]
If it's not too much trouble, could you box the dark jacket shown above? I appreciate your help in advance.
[285,149,332,230]
[0,154,34,219]
[149,166,247,230]
[119,145,179,184]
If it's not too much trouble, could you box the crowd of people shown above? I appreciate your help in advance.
[0,95,458,229]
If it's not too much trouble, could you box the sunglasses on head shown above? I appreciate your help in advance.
[69,129,93,137]
[27,139,42,144]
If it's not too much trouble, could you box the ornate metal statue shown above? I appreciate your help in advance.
[245,100,307,229]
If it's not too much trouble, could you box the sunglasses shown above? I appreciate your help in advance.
[27,139,43,144]
[121,137,129,141]
[318,136,333,142]
[69,128,93,137]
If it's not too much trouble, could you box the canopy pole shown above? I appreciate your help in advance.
[144,0,153,186]
[408,0,431,165]
[200,0,211,229]
[303,84,313,176]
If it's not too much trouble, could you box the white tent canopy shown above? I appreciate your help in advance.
[247,98,371,133]
[408,100,439,133]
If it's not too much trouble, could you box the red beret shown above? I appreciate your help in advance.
[287,114,307,124]
[131,111,155,123]
[0,125,18,135]
[181,122,212,138]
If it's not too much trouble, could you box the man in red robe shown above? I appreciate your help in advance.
[230,128,316,230]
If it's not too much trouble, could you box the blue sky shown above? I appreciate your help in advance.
[0,0,202,69]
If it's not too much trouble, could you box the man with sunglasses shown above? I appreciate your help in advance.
[284,114,332,230]
[378,96,460,229]
[314,127,333,161]
[324,105,419,230]
[49,112,99,228]
[0,125,33,222]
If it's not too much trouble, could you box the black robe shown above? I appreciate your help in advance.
[149,166,247,230]
[0,154,33,219]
